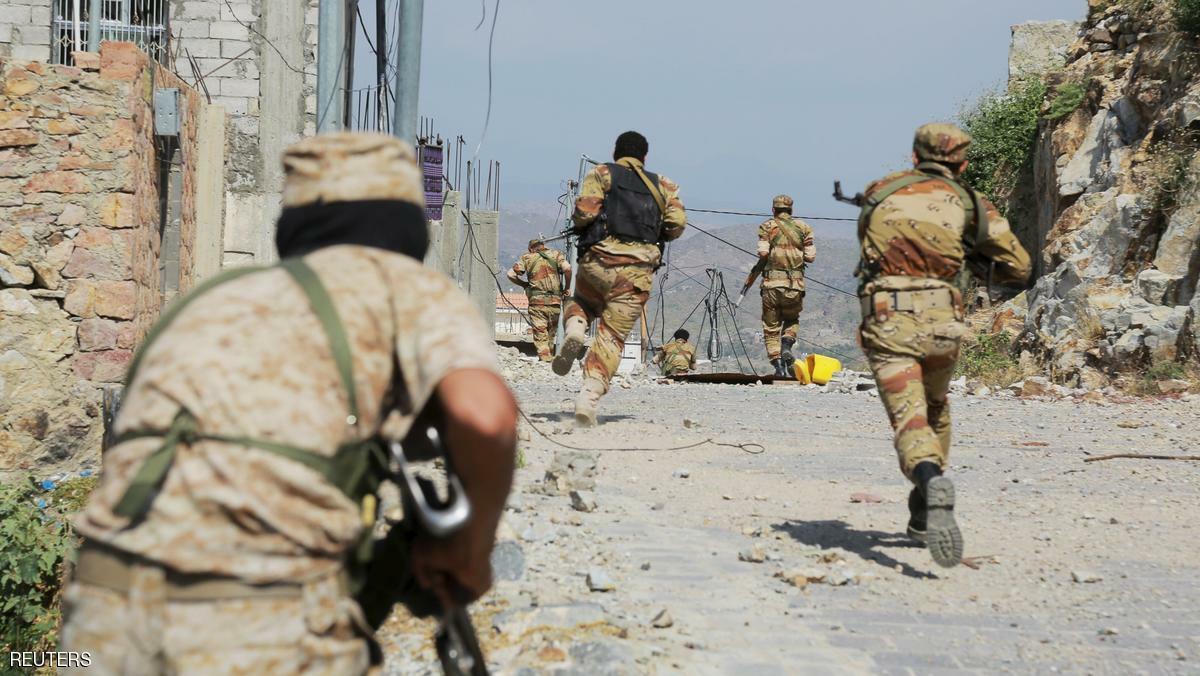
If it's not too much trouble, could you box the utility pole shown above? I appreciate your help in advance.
[391,0,424,143]
[316,0,347,132]
[86,0,100,52]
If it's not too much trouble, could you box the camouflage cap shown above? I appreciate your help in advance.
[281,132,425,208]
[528,238,544,248]
[772,194,794,210]
[913,123,973,164]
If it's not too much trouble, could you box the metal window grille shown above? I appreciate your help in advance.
[51,0,169,65]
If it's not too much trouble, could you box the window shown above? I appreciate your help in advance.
[51,0,169,65]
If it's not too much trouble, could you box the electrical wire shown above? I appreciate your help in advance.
[685,221,857,298]
[688,206,857,222]
[472,0,500,161]
[220,0,315,76]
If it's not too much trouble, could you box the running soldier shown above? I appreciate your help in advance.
[60,133,518,673]
[654,329,697,376]
[856,123,1031,568]
[757,194,816,377]
[507,238,571,361]
[554,131,686,425]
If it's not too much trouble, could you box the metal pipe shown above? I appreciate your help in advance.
[391,0,423,143]
[86,0,100,52]
[316,0,347,132]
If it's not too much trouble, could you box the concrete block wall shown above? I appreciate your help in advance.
[169,0,320,266]
[0,0,54,62]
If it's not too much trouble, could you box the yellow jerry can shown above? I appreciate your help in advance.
[792,354,842,385]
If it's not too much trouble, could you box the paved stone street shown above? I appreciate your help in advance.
[383,361,1200,674]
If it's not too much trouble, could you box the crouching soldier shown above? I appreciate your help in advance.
[654,329,697,376]
[60,133,518,674]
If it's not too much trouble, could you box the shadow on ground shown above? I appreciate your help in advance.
[772,519,937,580]
[527,411,635,424]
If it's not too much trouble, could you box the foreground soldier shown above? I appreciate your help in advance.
[654,329,697,376]
[555,131,686,425]
[856,123,1031,568]
[506,238,571,361]
[61,133,518,673]
[757,194,816,377]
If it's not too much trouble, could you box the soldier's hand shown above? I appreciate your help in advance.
[411,525,494,607]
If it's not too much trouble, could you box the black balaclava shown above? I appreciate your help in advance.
[274,199,430,260]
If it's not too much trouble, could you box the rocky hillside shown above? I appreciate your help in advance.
[993,0,1200,388]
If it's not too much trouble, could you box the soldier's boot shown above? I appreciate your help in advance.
[914,461,962,568]
[553,317,587,377]
[906,486,927,543]
[574,377,605,427]
[780,337,796,364]
[769,359,784,377]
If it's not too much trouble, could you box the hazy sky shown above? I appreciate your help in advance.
[355,0,1083,229]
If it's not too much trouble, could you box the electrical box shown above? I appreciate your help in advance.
[153,88,180,137]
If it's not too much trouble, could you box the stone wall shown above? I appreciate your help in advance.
[0,42,208,471]
[0,0,53,63]
[1009,20,1082,86]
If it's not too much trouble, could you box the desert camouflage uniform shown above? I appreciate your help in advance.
[758,197,816,360]
[61,135,500,675]
[566,158,686,390]
[859,125,1031,478]
[655,339,696,376]
[509,246,569,360]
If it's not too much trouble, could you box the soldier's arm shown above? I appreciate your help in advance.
[559,253,573,292]
[506,259,528,287]
[802,223,816,264]
[658,175,687,242]
[572,165,609,231]
[757,221,771,260]
[687,346,697,368]
[413,369,518,603]
[975,198,1033,285]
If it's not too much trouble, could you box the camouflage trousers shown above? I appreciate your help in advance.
[860,305,965,480]
[564,252,653,391]
[761,286,805,359]
[59,567,374,675]
[528,302,561,361]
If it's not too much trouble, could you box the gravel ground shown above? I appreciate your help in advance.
[381,352,1200,675]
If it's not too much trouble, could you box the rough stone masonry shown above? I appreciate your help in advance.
[0,43,206,472]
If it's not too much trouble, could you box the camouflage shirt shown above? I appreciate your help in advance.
[655,339,696,375]
[757,214,816,290]
[858,164,1032,292]
[510,247,568,305]
[572,157,686,266]
[75,246,500,584]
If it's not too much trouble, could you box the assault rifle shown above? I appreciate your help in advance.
[736,258,767,307]
[389,429,490,676]
[832,181,864,208]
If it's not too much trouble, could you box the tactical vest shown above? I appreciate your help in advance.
[111,258,388,591]
[765,215,808,276]
[580,162,666,250]
[857,163,990,279]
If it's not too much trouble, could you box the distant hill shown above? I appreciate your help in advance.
[496,203,865,371]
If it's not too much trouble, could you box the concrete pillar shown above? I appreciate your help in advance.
[425,190,460,278]
[193,104,226,281]
[463,208,499,339]
[223,0,307,266]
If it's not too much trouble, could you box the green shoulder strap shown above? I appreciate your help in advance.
[861,168,988,248]
[280,258,360,424]
[124,265,268,389]
[770,215,806,250]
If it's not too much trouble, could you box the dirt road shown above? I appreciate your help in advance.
[382,356,1200,674]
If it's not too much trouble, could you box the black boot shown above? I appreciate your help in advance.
[911,461,962,568]
[769,359,783,377]
[906,487,927,543]
[781,337,796,364]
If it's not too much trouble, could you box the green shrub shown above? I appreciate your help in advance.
[0,476,93,654]
[955,331,1021,386]
[959,80,1047,204]
[1046,81,1088,121]
[1178,0,1200,33]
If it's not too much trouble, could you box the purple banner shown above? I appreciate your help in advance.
[421,144,444,221]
